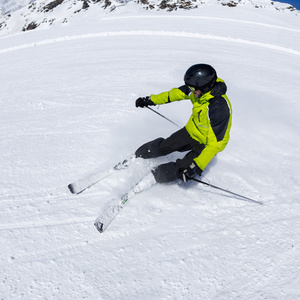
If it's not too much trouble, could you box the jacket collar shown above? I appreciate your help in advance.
[199,78,227,103]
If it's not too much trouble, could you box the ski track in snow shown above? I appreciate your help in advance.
[0,30,300,56]
[103,15,300,33]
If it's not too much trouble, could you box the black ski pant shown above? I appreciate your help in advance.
[135,127,205,183]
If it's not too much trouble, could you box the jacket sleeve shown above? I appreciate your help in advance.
[194,97,231,171]
[150,85,190,105]
[193,131,225,171]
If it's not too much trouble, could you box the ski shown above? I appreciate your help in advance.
[94,173,156,233]
[68,155,135,194]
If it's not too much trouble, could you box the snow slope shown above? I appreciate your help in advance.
[0,4,300,300]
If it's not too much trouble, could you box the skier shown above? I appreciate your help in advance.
[135,63,232,183]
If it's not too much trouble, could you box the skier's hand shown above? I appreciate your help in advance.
[135,96,155,108]
[177,163,202,183]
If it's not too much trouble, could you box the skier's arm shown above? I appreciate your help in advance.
[194,98,231,171]
[150,85,190,105]
[194,139,224,171]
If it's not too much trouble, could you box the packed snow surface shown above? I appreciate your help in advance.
[0,4,299,300]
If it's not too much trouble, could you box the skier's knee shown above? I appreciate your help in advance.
[135,138,165,159]
[152,162,177,183]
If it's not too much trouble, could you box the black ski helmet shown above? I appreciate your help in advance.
[184,64,217,93]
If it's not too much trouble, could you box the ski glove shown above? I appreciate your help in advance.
[135,96,155,108]
[177,162,203,183]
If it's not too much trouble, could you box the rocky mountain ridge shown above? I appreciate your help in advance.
[0,0,298,36]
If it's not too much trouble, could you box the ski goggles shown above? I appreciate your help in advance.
[188,85,199,92]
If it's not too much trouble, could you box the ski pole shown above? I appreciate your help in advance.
[191,177,263,205]
[147,106,181,128]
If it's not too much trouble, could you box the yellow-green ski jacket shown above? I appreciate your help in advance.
[150,78,232,171]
